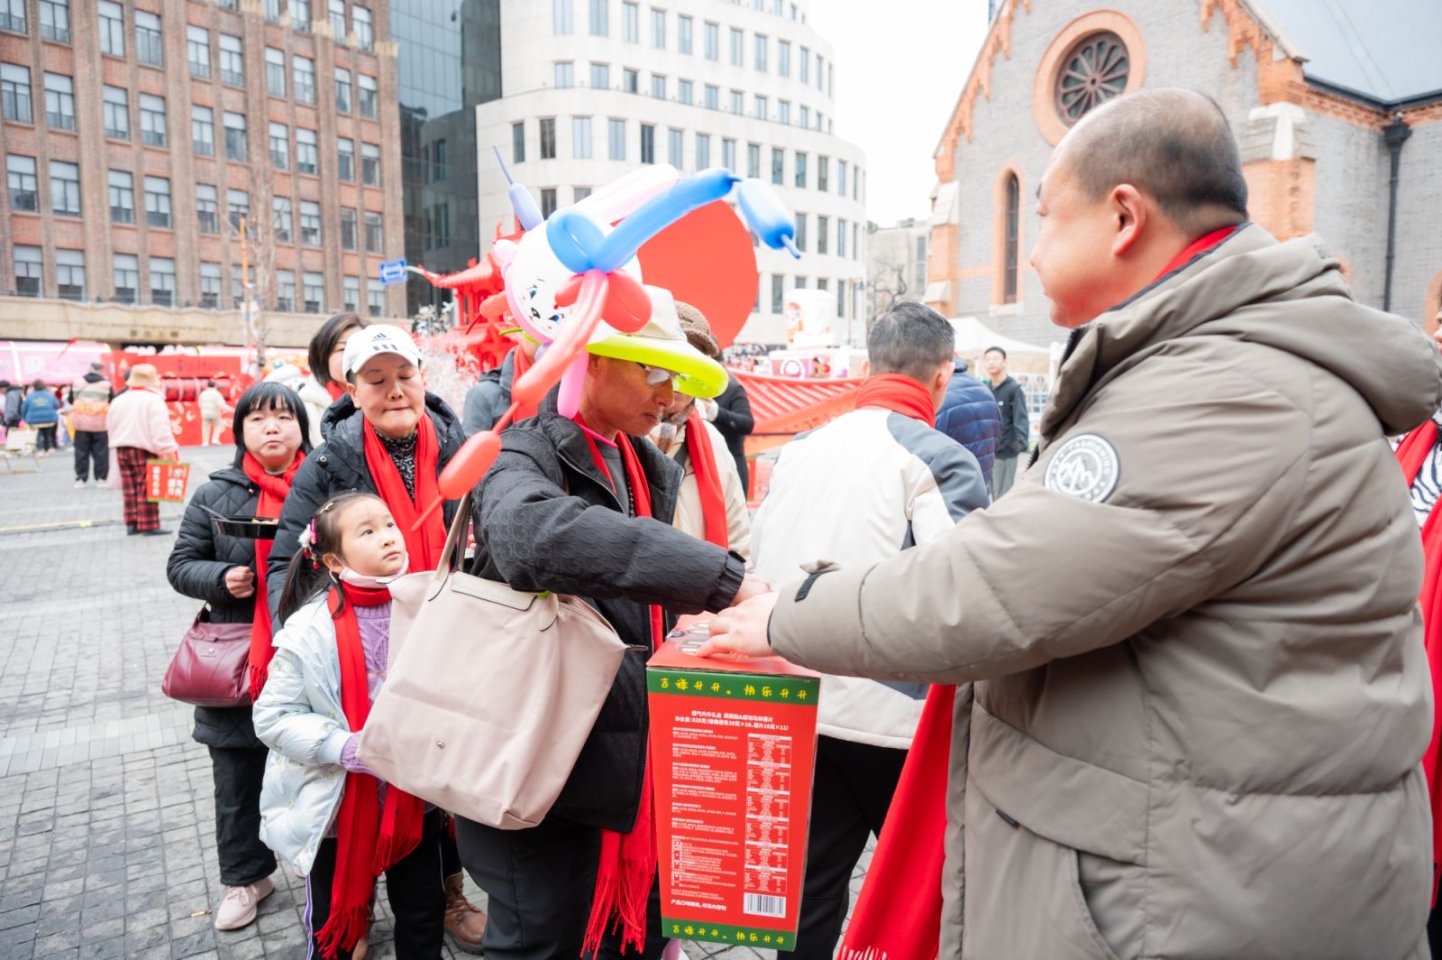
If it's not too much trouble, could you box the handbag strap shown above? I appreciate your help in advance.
[433,494,472,585]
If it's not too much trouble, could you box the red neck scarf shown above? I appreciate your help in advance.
[684,411,728,549]
[1397,423,1442,903]
[362,416,447,572]
[243,451,305,699]
[575,417,662,957]
[839,684,955,960]
[316,583,425,959]
[1155,225,1238,280]
[510,347,538,421]
[324,380,346,402]
[854,374,937,427]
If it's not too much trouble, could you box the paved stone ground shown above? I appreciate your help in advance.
[0,444,865,960]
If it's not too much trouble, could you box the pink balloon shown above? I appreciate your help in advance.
[556,350,589,419]
[512,270,608,409]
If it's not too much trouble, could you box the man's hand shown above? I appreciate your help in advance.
[697,592,779,659]
[733,574,771,605]
[225,566,256,599]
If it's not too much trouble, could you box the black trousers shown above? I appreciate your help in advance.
[208,745,278,887]
[456,814,666,960]
[308,808,448,959]
[791,736,908,960]
[35,424,57,451]
[74,429,108,481]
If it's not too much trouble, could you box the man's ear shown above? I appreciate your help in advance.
[1110,183,1147,259]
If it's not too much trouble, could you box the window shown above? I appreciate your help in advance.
[778,100,790,125]
[97,1,123,56]
[754,33,767,71]
[800,45,809,83]
[112,254,138,303]
[677,79,692,104]
[623,68,638,93]
[275,270,295,311]
[608,118,625,161]
[695,133,710,169]
[334,67,351,111]
[269,122,289,170]
[552,0,572,33]
[226,189,248,229]
[367,279,383,317]
[361,143,380,185]
[327,138,350,182]
[300,201,321,245]
[328,0,345,36]
[40,0,68,42]
[12,245,40,296]
[677,14,692,53]
[794,213,806,252]
[817,278,827,291]
[539,119,556,159]
[353,5,373,50]
[621,2,637,41]
[837,218,846,257]
[650,7,664,48]
[704,84,718,109]
[144,176,171,228]
[667,127,682,167]
[187,27,210,78]
[192,105,214,156]
[818,156,829,192]
[343,276,360,311]
[292,0,311,29]
[7,154,36,211]
[272,196,292,242]
[135,10,162,66]
[150,257,175,306]
[590,62,609,89]
[224,112,246,161]
[340,207,357,249]
[296,128,318,174]
[746,143,760,179]
[650,74,665,99]
[778,39,790,76]
[815,53,824,90]
[572,116,591,159]
[293,55,316,104]
[540,188,557,218]
[771,147,783,185]
[794,151,807,188]
[817,214,828,254]
[219,34,243,85]
[358,75,377,118]
[838,160,847,196]
[265,47,285,96]
[703,21,718,60]
[1003,172,1019,303]
[800,104,810,128]
[432,139,447,181]
[754,94,767,120]
[639,123,654,164]
[43,73,74,130]
[50,160,79,215]
[771,273,784,313]
[589,0,607,35]
[303,272,323,312]
[200,262,222,307]
[837,282,845,319]
[196,184,218,234]
[429,201,450,246]
[49,248,83,299]
[1,0,27,35]
[553,61,573,89]
[722,138,735,172]
[729,27,743,66]
[364,211,382,252]
[265,0,281,23]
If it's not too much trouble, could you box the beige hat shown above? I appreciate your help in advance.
[126,363,159,388]
[673,301,720,360]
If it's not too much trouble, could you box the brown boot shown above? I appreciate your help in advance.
[444,872,487,954]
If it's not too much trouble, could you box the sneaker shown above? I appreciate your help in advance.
[73,479,86,488]
[140,528,173,537]
[213,877,274,931]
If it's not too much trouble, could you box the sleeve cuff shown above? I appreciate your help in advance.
[704,554,747,613]
[317,728,351,766]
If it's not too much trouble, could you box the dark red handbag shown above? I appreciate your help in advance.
[161,609,253,707]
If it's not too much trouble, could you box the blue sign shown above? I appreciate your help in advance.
[379,259,408,285]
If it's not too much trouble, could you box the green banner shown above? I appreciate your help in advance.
[659,918,798,951]
[647,668,819,705]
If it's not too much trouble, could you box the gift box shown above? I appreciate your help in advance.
[647,620,821,952]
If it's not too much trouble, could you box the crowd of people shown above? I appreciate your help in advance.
[115,85,1442,960]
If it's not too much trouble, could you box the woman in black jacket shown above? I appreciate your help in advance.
[166,382,309,934]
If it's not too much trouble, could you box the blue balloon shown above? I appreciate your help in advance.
[546,209,607,275]
[737,179,800,259]
[589,167,740,273]
[509,183,543,231]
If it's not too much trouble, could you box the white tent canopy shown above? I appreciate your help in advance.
[948,316,1053,361]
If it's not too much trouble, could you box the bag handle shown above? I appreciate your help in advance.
[433,493,473,586]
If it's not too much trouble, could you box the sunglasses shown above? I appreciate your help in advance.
[635,362,682,387]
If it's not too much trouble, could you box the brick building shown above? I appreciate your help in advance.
[0,0,406,348]
[925,0,1442,347]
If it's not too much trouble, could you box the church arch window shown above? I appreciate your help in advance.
[1003,173,1020,303]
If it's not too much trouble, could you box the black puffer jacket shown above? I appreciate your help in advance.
[267,392,467,619]
[166,465,264,749]
[468,394,746,832]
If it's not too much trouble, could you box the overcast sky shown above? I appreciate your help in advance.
[808,1,992,228]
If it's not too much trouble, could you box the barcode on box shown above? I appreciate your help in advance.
[743,892,786,918]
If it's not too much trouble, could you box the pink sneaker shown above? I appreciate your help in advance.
[213,876,275,931]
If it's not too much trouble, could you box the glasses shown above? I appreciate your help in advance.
[635,362,681,387]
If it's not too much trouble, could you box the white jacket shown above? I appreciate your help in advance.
[297,374,334,448]
[252,596,352,875]
[750,405,989,748]
[661,419,753,559]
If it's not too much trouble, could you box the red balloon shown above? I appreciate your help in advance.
[553,273,584,309]
[602,270,652,333]
[438,429,502,499]
[479,291,510,318]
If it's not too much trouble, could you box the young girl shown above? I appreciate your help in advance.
[253,492,445,960]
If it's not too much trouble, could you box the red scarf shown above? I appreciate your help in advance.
[324,380,346,402]
[839,685,955,960]
[854,374,937,427]
[361,416,447,572]
[1397,423,1442,903]
[684,410,728,549]
[243,451,305,699]
[576,417,663,957]
[511,347,538,421]
[316,583,425,958]
[1156,225,1238,280]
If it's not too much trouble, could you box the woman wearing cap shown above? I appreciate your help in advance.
[265,323,489,954]
[106,364,180,536]
[458,288,769,960]
[298,311,368,447]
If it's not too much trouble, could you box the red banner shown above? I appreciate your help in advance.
[145,460,191,503]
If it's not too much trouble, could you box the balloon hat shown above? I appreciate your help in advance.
[587,287,728,400]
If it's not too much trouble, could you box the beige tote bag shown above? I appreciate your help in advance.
[359,496,629,829]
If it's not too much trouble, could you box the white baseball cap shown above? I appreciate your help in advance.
[342,324,422,378]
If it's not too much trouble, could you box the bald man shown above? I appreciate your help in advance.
[702,89,1442,959]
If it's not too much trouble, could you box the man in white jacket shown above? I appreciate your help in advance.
[748,301,989,959]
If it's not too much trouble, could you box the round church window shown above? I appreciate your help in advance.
[1054,31,1130,125]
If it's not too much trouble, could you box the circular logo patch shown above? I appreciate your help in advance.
[1044,434,1120,502]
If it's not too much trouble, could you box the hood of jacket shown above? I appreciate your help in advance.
[1044,225,1442,443]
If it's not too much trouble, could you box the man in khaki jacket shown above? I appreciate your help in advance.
[702,89,1442,960]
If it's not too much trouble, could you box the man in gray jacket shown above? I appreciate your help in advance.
[702,89,1442,960]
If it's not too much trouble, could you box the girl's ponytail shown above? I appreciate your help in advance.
[277,548,329,624]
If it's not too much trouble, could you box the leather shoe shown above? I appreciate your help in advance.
[444,872,487,953]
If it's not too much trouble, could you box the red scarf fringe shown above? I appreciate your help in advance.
[361,415,447,572]
[854,374,937,427]
[243,451,305,699]
[684,411,729,549]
